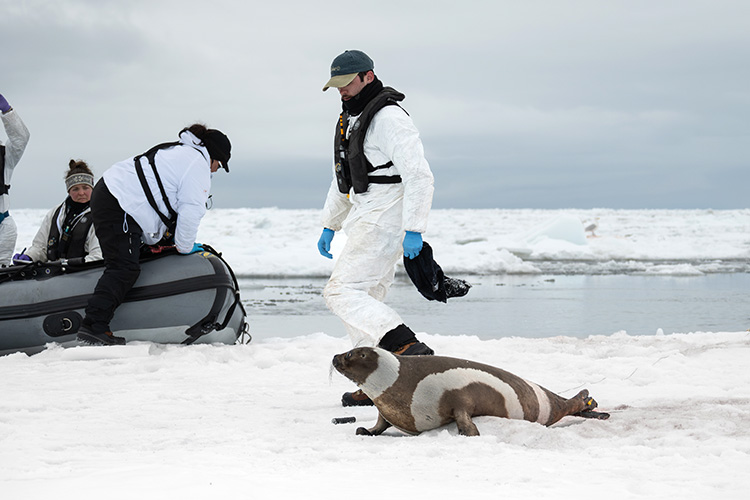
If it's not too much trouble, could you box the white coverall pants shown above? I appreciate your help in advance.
[0,215,17,266]
[323,187,405,348]
[1,109,31,266]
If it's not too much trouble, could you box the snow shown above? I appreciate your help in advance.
[10,207,750,276]
[2,332,749,499]
[206,207,750,276]
[3,208,750,498]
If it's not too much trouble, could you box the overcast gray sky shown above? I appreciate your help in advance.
[2,0,748,210]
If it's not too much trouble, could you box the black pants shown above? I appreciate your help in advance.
[83,179,143,334]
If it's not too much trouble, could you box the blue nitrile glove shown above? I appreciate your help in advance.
[12,253,32,265]
[0,94,11,113]
[403,231,423,260]
[187,243,204,254]
[317,228,334,259]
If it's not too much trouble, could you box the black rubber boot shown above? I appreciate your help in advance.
[378,324,434,356]
[395,341,434,356]
[77,326,126,346]
[342,389,374,407]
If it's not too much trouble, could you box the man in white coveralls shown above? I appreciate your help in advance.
[316,50,435,407]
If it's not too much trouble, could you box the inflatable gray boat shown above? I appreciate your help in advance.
[0,245,248,356]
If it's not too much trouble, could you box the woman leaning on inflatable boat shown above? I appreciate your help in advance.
[13,160,102,265]
[76,123,231,346]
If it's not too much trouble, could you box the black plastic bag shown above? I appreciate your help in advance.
[403,241,470,302]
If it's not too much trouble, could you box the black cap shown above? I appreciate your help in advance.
[203,129,231,172]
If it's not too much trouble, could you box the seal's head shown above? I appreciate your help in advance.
[332,347,382,385]
[333,347,401,402]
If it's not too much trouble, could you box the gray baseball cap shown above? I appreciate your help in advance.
[322,50,374,91]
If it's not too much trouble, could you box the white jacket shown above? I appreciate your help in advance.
[321,104,434,233]
[1,109,31,213]
[24,202,102,263]
[103,130,211,254]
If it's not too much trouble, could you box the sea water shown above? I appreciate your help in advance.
[239,273,750,340]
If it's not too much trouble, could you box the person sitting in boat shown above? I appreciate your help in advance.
[76,123,231,346]
[12,160,101,265]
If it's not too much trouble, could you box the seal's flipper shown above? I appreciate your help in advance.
[569,391,609,419]
[357,413,392,436]
[574,410,610,420]
[454,410,480,436]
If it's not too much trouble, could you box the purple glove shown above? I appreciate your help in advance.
[12,253,32,265]
[0,94,11,114]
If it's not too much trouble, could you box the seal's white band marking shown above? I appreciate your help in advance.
[410,368,525,432]
[527,381,551,424]
[361,348,400,400]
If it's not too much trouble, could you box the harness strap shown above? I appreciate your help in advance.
[1,145,9,196]
[133,141,181,235]
[368,175,402,184]
[367,160,393,173]
[182,244,247,344]
[0,211,8,224]
[366,160,401,184]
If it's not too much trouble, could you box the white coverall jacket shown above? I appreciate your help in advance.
[103,130,211,254]
[0,109,30,265]
[321,104,434,347]
[24,202,102,263]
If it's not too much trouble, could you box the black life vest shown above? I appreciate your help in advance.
[334,87,407,194]
[46,203,95,261]
[1,145,8,196]
[133,141,207,241]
